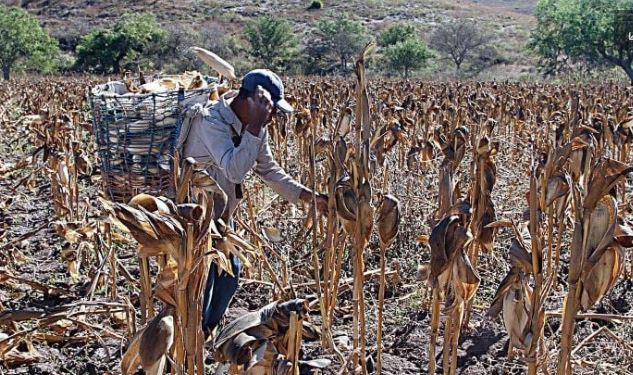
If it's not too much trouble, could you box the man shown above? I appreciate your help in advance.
[183,69,327,336]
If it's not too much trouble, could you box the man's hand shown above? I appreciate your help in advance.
[246,86,273,136]
[300,189,329,216]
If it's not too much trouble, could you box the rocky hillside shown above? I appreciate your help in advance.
[2,0,539,79]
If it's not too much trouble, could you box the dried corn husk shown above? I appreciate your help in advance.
[103,197,185,257]
[429,215,472,289]
[121,307,175,375]
[214,299,313,372]
[545,174,571,207]
[584,158,633,211]
[488,233,533,352]
[580,243,623,311]
[334,176,357,222]
[377,194,400,247]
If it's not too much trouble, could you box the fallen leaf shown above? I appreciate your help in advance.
[416,234,429,246]
[2,340,43,367]
[262,227,282,243]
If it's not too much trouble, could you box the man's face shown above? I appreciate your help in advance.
[247,86,276,125]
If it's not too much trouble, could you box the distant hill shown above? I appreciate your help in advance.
[1,0,539,79]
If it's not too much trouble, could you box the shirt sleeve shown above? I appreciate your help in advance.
[254,131,306,204]
[197,118,263,184]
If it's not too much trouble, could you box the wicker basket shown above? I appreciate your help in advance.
[89,82,213,203]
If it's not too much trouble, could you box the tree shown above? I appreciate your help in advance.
[378,23,417,47]
[530,0,633,84]
[0,5,59,80]
[385,38,434,78]
[75,13,165,74]
[430,20,491,73]
[317,14,368,71]
[245,16,297,71]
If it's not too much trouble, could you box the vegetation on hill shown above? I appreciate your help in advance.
[1,0,632,83]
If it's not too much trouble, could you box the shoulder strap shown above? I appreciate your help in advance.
[175,103,204,153]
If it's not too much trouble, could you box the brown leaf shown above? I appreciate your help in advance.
[614,219,633,248]
[334,176,357,222]
[545,174,571,207]
[453,250,481,303]
[121,329,143,375]
[262,227,282,243]
[484,219,514,229]
[584,159,633,211]
[487,269,519,318]
[140,308,174,373]
[2,340,43,367]
[429,216,471,287]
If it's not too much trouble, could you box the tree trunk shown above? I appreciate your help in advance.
[2,65,9,80]
[404,66,409,79]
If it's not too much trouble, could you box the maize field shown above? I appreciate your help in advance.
[1,52,633,375]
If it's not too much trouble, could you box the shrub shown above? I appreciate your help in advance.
[75,13,165,74]
[245,16,298,72]
[308,0,323,10]
[385,38,434,78]
[378,24,416,47]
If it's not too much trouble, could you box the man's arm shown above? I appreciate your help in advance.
[199,118,263,184]
[254,131,308,204]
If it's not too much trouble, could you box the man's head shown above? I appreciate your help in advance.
[239,69,293,114]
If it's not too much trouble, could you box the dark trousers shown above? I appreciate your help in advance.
[202,254,240,335]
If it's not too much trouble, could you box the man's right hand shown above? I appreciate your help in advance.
[246,86,273,136]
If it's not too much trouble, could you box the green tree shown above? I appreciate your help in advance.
[75,13,165,74]
[530,0,633,83]
[378,24,417,47]
[245,16,297,71]
[317,14,368,71]
[0,5,59,80]
[385,38,434,78]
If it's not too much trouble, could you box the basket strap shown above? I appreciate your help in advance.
[175,103,204,153]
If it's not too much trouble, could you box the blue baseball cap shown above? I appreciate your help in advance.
[241,69,294,113]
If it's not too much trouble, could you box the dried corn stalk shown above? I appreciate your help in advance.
[487,224,534,360]
[463,134,498,330]
[557,158,633,374]
[375,195,400,375]
[428,203,479,375]
[110,157,256,375]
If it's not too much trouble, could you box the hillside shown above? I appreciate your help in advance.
[2,0,538,79]
[3,0,537,29]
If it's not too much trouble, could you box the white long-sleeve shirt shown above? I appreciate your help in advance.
[183,91,306,220]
